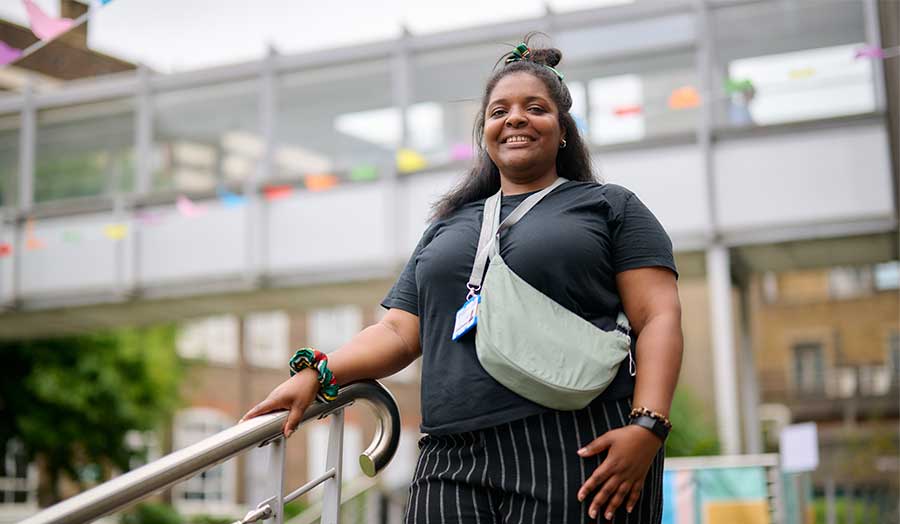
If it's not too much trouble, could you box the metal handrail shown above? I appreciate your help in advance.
[21,380,400,524]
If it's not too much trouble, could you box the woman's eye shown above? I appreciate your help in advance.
[528,106,546,113]
[490,109,506,117]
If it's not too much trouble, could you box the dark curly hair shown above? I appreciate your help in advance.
[431,33,597,220]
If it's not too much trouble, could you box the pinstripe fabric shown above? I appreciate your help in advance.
[405,398,664,523]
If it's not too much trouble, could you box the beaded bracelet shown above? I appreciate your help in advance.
[629,406,672,430]
[289,348,339,402]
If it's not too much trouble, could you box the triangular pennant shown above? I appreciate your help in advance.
[0,41,23,66]
[24,217,45,251]
[305,174,339,192]
[0,243,12,258]
[349,165,378,182]
[176,195,207,217]
[217,188,246,207]
[854,45,885,60]
[450,143,474,162]
[788,67,815,80]
[23,0,75,41]
[263,185,294,201]
[104,224,128,240]
[61,230,81,243]
[724,79,754,95]
[396,148,427,173]
[613,105,642,117]
[667,86,701,110]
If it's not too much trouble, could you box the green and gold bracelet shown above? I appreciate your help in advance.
[289,347,339,402]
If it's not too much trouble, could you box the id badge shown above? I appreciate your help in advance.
[452,295,480,341]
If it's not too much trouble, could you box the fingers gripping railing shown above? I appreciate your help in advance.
[21,381,401,524]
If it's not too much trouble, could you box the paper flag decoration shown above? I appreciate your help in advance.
[263,184,294,201]
[854,45,885,60]
[104,224,128,240]
[349,165,378,182]
[61,230,81,243]
[0,243,11,258]
[788,67,816,80]
[176,195,207,217]
[0,41,23,66]
[613,105,642,117]
[24,218,45,251]
[100,0,114,4]
[450,143,474,162]
[724,78,754,95]
[218,189,246,207]
[24,0,75,41]
[136,209,164,225]
[305,174,339,192]
[396,148,427,173]
[667,87,701,110]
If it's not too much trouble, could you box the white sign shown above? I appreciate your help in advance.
[779,422,819,473]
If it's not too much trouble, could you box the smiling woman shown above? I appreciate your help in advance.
[243,34,683,524]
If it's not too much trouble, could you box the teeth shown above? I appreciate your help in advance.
[505,136,531,143]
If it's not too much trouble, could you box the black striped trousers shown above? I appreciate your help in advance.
[404,398,664,524]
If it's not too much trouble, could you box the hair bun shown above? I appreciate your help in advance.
[530,48,562,68]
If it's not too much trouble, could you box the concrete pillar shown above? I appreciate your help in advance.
[739,284,762,454]
[706,244,742,455]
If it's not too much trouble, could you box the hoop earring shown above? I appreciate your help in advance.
[560,139,567,149]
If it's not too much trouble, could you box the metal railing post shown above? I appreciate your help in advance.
[321,410,345,524]
[270,436,286,524]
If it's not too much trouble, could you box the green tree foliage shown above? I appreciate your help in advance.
[665,386,720,457]
[0,326,182,505]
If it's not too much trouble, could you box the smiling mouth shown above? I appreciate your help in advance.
[502,135,534,144]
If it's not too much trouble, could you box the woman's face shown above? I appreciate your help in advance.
[483,72,564,179]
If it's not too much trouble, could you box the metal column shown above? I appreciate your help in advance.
[321,410,345,524]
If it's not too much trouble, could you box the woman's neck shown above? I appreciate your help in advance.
[499,170,560,195]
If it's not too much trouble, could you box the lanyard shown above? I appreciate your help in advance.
[466,177,568,299]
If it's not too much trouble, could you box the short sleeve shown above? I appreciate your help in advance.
[610,191,678,278]
[380,225,435,316]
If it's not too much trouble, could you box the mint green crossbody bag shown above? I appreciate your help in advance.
[466,178,633,411]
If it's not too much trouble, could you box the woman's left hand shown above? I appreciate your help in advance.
[576,424,662,521]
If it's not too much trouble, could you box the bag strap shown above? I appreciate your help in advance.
[466,177,567,297]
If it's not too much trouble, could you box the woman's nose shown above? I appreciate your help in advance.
[505,109,527,127]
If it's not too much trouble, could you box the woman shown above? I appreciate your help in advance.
[242,38,683,524]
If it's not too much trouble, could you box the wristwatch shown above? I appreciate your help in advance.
[630,415,670,442]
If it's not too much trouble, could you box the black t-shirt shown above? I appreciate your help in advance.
[381,180,677,435]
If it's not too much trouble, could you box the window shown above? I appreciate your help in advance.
[176,315,239,364]
[828,266,873,299]
[0,439,35,507]
[874,262,899,291]
[244,311,290,368]
[172,409,236,511]
[792,342,824,395]
[888,331,899,389]
[307,305,362,353]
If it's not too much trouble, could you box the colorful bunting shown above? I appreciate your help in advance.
[613,105,642,117]
[176,195,207,217]
[788,67,816,80]
[61,230,81,244]
[724,78,754,95]
[0,41,23,66]
[263,184,294,201]
[396,148,427,173]
[304,174,339,192]
[854,44,886,60]
[104,224,128,240]
[136,209,164,225]
[667,86,701,110]
[217,188,246,207]
[0,243,11,258]
[23,0,75,41]
[450,143,474,162]
[349,165,378,182]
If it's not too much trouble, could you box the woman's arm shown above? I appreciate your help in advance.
[577,266,683,520]
[241,308,421,437]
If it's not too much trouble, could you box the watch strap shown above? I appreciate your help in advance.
[630,415,670,441]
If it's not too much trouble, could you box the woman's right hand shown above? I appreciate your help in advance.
[240,368,320,438]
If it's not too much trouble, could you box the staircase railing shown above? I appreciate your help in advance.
[20,380,400,524]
